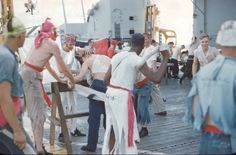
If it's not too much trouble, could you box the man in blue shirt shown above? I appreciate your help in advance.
[0,17,35,154]
[185,20,236,154]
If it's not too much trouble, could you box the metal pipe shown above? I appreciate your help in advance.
[61,0,68,33]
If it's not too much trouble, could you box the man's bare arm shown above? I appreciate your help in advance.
[74,60,90,82]
[140,50,169,83]
[45,62,64,82]
[0,81,26,149]
[52,44,75,83]
[192,56,198,76]
[104,65,112,86]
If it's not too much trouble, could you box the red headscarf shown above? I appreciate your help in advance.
[64,34,76,45]
[34,18,56,48]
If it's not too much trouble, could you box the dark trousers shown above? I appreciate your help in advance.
[170,58,179,77]
[87,80,107,149]
[180,58,193,80]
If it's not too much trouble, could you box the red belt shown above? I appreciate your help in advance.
[24,61,51,106]
[109,84,134,147]
[135,77,150,87]
[204,124,224,134]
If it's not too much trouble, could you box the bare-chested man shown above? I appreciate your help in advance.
[102,33,170,154]
[74,51,110,152]
[20,18,74,154]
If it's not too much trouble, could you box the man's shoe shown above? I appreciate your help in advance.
[58,133,72,143]
[37,145,53,155]
[155,111,167,116]
[58,133,65,143]
[81,145,96,152]
[139,127,148,138]
[70,128,86,137]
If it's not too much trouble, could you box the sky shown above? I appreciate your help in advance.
[14,0,193,45]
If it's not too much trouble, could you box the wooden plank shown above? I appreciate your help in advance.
[74,84,106,101]
[49,93,57,145]
[52,82,72,154]
[44,144,67,155]
[64,112,89,119]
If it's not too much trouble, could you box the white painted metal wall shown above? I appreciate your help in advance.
[193,0,236,45]
[86,0,146,39]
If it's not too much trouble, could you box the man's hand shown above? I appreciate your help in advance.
[84,48,94,55]
[58,78,67,84]
[67,80,75,89]
[13,130,26,150]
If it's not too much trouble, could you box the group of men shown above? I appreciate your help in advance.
[0,16,235,155]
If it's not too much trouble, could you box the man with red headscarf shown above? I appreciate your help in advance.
[20,18,74,154]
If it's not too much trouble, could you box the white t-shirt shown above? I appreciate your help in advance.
[171,46,181,60]
[60,48,81,70]
[110,51,143,90]
[193,45,219,67]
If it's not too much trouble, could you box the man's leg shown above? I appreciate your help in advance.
[81,100,103,152]
[109,127,115,153]
[136,83,152,137]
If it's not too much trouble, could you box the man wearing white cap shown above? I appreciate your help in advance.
[0,17,35,154]
[185,20,236,154]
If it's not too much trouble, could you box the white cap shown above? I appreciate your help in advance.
[3,17,26,37]
[216,20,236,47]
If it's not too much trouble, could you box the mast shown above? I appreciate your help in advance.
[81,0,86,23]
[61,0,68,33]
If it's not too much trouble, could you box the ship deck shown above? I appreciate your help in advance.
[23,78,200,154]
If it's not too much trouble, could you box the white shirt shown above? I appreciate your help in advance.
[110,51,143,90]
[171,46,181,60]
[193,45,219,67]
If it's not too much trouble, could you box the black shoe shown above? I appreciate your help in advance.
[139,127,148,138]
[81,145,96,152]
[58,133,65,143]
[173,75,180,79]
[58,133,72,143]
[70,128,86,137]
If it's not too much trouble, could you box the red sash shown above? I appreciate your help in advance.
[109,84,134,147]
[204,124,224,134]
[24,62,51,106]
[0,96,21,127]
[135,77,150,87]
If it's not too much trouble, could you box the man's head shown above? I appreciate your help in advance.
[130,33,144,55]
[192,36,197,43]
[88,38,94,47]
[64,34,76,51]
[168,41,174,49]
[40,18,57,40]
[216,20,236,48]
[199,33,209,49]
[4,17,26,48]
[216,20,236,58]
[143,33,151,48]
